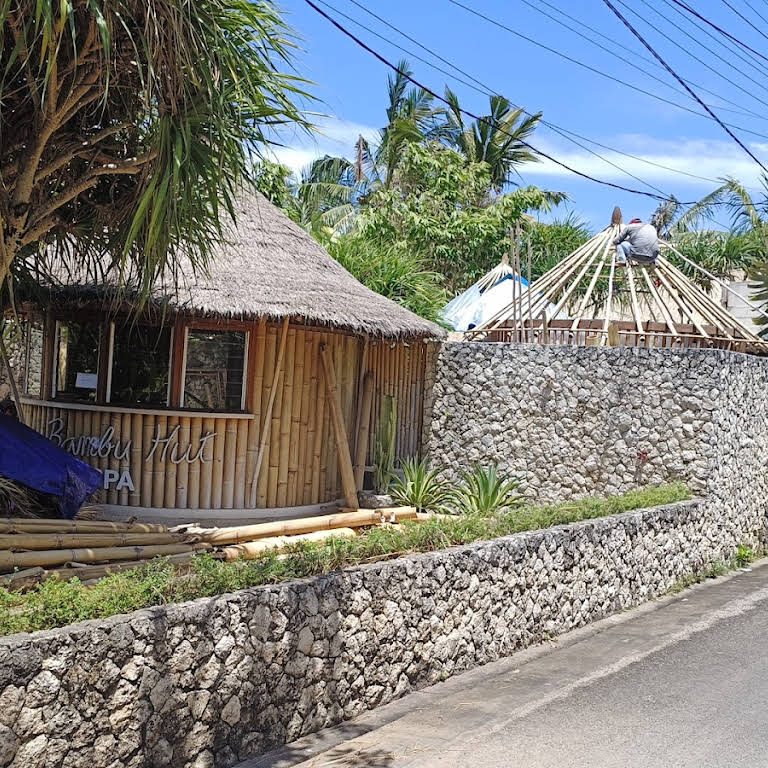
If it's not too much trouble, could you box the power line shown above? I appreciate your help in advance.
[655,0,768,80]
[339,0,734,188]
[302,0,682,202]
[720,0,768,44]
[739,0,768,31]
[668,0,768,66]
[600,0,768,176]
[523,0,768,120]
[323,0,668,196]
[618,0,768,108]
[446,0,768,143]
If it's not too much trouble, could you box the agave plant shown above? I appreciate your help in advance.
[453,465,523,517]
[390,458,454,513]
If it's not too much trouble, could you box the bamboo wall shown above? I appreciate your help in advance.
[21,321,431,511]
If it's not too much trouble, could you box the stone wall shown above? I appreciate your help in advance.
[424,344,768,514]
[1,498,765,768]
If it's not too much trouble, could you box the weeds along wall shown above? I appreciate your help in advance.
[424,344,768,537]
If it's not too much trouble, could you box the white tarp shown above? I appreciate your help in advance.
[441,273,568,332]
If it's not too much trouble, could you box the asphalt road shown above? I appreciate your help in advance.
[245,561,768,768]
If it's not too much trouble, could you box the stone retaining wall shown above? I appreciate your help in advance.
[424,345,768,513]
[1,498,764,768]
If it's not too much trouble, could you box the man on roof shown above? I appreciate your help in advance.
[613,217,660,266]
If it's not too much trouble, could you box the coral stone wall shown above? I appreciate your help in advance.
[1,499,764,768]
[424,344,768,512]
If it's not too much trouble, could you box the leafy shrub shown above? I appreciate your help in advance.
[390,458,454,513]
[452,464,523,517]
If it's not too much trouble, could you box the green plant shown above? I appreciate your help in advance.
[373,396,397,493]
[735,544,755,567]
[390,458,454,513]
[452,464,524,517]
[0,483,693,636]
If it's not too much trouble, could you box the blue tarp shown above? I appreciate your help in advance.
[0,414,102,519]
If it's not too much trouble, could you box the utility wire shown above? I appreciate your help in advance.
[720,0,768,43]
[655,0,768,79]
[340,0,732,188]
[523,0,768,120]
[668,0,768,66]
[739,0,768,31]
[447,0,768,142]
[303,0,683,202]
[324,0,667,195]
[600,0,768,175]
[619,0,768,106]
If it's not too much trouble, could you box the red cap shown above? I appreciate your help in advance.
[629,218,642,224]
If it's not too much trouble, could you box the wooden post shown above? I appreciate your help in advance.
[320,343,358,509]
[0,332,25,424]
[248,317,290,507]
[540,311,550,345]
[607,323,621,347]
[353,372,374,490]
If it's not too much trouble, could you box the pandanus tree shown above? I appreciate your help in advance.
[0,0,310,300]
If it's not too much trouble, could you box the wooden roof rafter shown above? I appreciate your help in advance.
[466,207,768,355]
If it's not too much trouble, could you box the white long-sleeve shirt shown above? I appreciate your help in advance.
[613,223,660,259]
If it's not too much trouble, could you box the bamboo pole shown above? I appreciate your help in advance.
[0,518,168,534]
[222,419,237,508]
[245,318,267,506]
[119,412,131,506]
[277,329,296,507]
[310,339,327,503]
[152,416,167,507]
[0,543,211,572]
[44,551,199,584]
[199,417,215,508]
[188,418,202,509]
[233,419,248,508]
[176,417,191,508]
[297,333,313,505]
[319,343,358,509]
[287,328,305,506]
[187,507,417,545]
[164,415,178,508]
[0,532,192,550]
[130,413,143,507]
[353,372,374,490]
[249,317,290,507]
[217,527,357,562]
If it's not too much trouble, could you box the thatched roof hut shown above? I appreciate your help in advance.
[40,192,442,340]
[8,194,443,520]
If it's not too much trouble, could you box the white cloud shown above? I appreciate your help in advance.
[271,120,768,195]
[269,117,379,176]
[523,134,766,191]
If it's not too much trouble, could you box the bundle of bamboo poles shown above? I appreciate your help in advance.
[0,506,422,587]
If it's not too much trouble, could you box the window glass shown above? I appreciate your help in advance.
[110,324,171,406]
[24,319,44,397]
[184,330,245,411]
[56,321,101,401]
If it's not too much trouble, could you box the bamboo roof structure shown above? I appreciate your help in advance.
[466,207,768,355]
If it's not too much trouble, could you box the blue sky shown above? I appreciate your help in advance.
[274,0,768,231]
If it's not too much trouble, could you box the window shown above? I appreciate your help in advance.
[110,323,172,406]
[183,329,246,411]
[24,319,44,397]
[56,321,101,402]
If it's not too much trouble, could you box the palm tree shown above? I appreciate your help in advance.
[374,61,446,186]
[443,88,541,190]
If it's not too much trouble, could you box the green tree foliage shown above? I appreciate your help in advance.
[1,0,310,300]
[443,89,541,190]
[359,143,565,292]
[326,234,447,323]
[520,214,591,281]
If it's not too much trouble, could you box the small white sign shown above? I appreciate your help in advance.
[75,372,98,389]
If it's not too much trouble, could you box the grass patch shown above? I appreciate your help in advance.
[668,543,761,595]
[0,483,691,637]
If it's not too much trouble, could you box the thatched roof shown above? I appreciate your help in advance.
[40,193,444,340]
